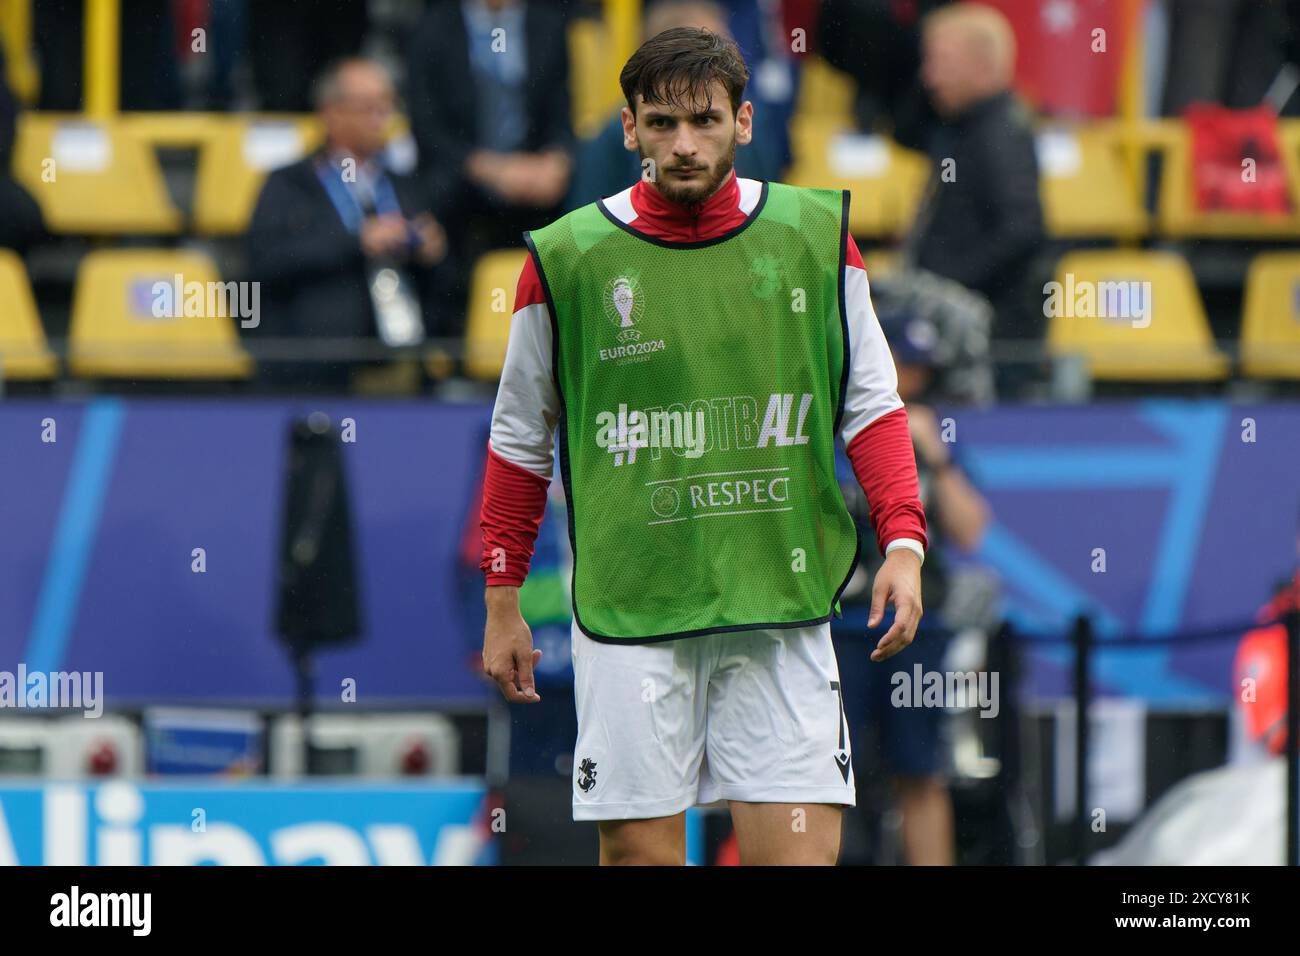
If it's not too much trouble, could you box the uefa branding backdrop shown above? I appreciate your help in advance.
[2,399,1288,705]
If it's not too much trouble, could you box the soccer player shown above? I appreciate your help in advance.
[479,27,928,865]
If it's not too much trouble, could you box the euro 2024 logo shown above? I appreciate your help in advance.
[603,274,646,344]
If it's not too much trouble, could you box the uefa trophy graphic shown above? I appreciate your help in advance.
[608,276,642,344]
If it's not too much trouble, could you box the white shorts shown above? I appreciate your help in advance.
[570,620,856,821]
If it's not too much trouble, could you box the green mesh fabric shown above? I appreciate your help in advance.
[525,181,859,642]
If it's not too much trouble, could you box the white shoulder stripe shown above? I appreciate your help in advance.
[490,301,560,481]
[737,177,763,214]
[602,186,637,225]
[838,265,905,447]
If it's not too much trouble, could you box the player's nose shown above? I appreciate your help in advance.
[670,129,700,159]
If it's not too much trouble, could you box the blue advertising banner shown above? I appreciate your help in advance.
[0,398,493,707]
[0,780,493,865]
[952,400,1298,703]
[2,397,1296,706]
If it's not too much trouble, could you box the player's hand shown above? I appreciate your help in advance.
[867,548,923,662]
[482,587,542,703]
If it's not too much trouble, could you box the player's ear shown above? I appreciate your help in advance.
[621,106,639,151]
[735,101,754,146]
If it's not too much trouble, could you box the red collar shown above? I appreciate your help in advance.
[627,169,747,242]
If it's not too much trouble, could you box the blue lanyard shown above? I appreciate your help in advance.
[314,157,402,234]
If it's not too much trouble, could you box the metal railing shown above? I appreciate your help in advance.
[1005,606,1300,865]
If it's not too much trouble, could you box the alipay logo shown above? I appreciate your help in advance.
[0,781,492,865]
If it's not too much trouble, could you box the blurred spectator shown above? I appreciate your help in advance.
[1235,588,1298,759]
[247,58,448,390]
[406,0,574,334]
[833,310,991,866]
[898,3,1043,395]
[0,43,45,253]
[247,0,368,111]
[869,268,995,405]
[565,0,792,210]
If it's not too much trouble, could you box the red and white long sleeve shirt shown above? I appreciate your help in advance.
[480,169,928,591]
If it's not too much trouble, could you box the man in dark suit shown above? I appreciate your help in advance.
[405,0,575,331]
[247,58,447,391]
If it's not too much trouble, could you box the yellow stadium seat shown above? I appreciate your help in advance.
[119,111,230,149]
[786,116,930,238]
[1148,118,1300,239]
[0,249,57,380]
[12,114,182,234]
[794,56,856,122]
[193,115,323,235]
[451,249,529,381]
[1046,250,1229,381]
[69,249,254,379]
[1241,252,1300,379]
[1037,123,1146,239]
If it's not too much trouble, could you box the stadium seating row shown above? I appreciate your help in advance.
[12,112,321,235]
[790,57,1300,240]
[3,247,1300,384]
[9,57,1300,239]
[3,13,622,236]
[0,248,250,380]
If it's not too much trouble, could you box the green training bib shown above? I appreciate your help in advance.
[524,180,860,643]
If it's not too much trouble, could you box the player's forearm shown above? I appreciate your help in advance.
[838,239,929,557]
[479,443,550,586]
[846,407,929,557]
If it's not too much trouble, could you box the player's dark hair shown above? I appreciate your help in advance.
[619,27,749,119]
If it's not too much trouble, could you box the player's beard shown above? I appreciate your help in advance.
[641,134,737,208]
